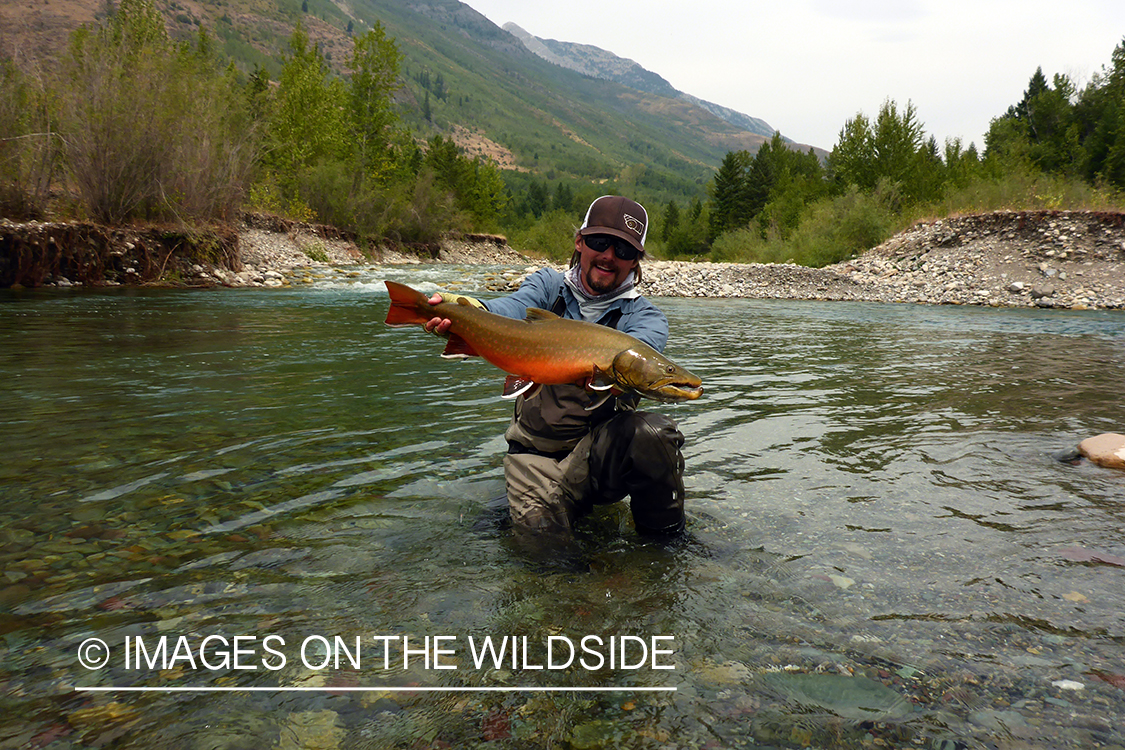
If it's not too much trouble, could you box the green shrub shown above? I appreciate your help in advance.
[784,181,900,267]
[505,208,576,262]
[58,2,255,223]
[913,168,1124,219]
[0,59,58,219]
[302,243,330,262]
[710,227,771,264]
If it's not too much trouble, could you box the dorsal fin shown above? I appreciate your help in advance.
[525,307,560,322]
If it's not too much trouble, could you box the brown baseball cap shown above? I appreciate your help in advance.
[578,195,648,255]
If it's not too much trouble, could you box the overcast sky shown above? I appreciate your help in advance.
[465,0,1125,152]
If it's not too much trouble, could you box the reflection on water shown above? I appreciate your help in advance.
[2,271,1124,749]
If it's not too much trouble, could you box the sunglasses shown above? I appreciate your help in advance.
[583,235,640,261]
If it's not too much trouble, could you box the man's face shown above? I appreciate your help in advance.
[575,234,640,295]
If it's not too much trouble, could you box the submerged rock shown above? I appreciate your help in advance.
[278,710,345,750]
[1077,432,1125,470]
[762,672,913,721]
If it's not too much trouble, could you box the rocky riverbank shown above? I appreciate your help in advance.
[460,210,1125,311]
[4,210,1124,310]
[641,211,1125,309]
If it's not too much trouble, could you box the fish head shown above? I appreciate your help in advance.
[609,348,703,402]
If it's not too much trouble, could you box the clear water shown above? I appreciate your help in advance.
[2,266,1124,749]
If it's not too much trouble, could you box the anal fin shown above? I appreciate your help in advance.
[502,376,541,400]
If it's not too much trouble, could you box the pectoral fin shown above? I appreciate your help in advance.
[587,365,616,391]
[502,376,541,400]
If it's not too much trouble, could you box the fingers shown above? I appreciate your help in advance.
[424,317,452,335]
[428,293,442,305]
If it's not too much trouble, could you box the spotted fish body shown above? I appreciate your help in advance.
[383,280,703,402]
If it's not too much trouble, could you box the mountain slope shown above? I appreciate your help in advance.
[0,0,801,200]
[503,22,776,139]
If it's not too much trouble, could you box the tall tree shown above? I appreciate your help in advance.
[830,100,934,203]
[829,112,875,190]
[1075,37,1125,186]
[986,68,1084,177]
[267,23,349,189]
[752,133,827,237]
[708,149,753,239]
[348,23,402,181]
[661,200,680,242]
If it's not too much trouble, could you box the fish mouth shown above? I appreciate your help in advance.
[645,381,704,402]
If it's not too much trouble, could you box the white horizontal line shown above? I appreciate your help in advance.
[75,686,676,693]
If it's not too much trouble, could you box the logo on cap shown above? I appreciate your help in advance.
[623,213,644,237]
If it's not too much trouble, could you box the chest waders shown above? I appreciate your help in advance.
[503,290,686,546]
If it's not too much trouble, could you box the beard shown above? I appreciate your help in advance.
[583,263,624,294]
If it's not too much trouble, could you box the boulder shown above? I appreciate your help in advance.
[1078,433,1125,470]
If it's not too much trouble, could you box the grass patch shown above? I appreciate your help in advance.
[706,171,1125,269]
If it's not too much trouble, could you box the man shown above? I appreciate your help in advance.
[424,195,686,546]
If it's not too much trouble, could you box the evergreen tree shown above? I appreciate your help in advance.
[553,182,574,213]
[830,100,933,204]
[752,134,827,238]
[666,198,708,257]
[986,68,1085,177]
[1075,37,1125,186]
[422,135,507,227]
[526,180,549,218]
[871,100,926,197]
[661,200,680,242]
[708,149,753,239]
[943,137,982,188]
[829,112,875,190]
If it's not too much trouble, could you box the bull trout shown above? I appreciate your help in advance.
[383,280,703,402]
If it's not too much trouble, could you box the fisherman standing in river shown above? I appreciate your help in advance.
[423,195,687,548]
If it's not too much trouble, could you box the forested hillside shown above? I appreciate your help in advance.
[1,0,1122,267]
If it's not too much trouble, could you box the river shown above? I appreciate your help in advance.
[2,264,1124,749]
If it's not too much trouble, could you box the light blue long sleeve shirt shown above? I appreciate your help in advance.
[482,268,669,353]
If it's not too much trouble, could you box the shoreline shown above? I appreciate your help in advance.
[4,210,1124,310]
[240,209,1125,311]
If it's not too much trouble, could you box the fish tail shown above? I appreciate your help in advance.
[384,280,432,326]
